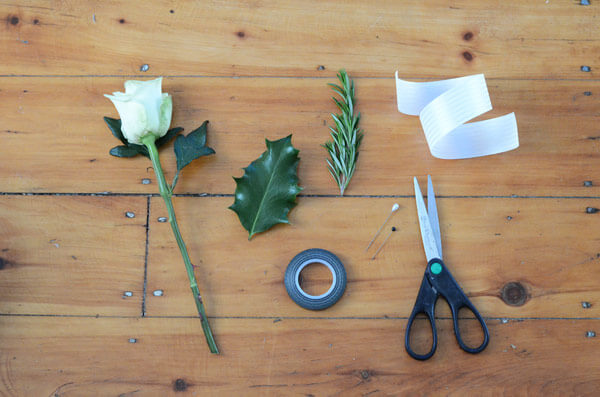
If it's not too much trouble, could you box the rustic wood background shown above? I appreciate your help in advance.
[1,0,599,395]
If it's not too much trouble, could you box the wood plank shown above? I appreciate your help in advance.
[0,196,147,316]
[1,1,597,395]
[145,196,600,318]
[1,1,598,78]
[0,316,598,395]
[1,77,599,196]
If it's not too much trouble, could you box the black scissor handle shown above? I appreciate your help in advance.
[405,274,438,360]
[451,299,489,354]
[427,258,489,355]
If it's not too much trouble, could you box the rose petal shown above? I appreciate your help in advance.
[157,94,172,137]
[124,78,163,133]
[104,94,148,144]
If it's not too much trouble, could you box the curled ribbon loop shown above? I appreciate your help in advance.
[395,72,519,159]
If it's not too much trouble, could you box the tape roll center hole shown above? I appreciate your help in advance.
[298,262,334,296]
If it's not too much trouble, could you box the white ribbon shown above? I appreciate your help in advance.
[395,72,519,159]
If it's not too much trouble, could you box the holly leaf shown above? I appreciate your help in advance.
[103,117,183,159]
[174,121,215,172]
[229,135,302,240]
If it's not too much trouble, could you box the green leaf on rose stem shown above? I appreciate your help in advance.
[229,135,302,240]
[173,121,215,172]
[104,117,128,145]
[104,116,184,159]
[108,141,148,158]
[109,145,141,158]
[156,127,183,148]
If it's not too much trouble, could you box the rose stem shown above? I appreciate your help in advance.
[142,135,219,354]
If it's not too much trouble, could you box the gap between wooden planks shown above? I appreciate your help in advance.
[0,1,598,78]
[0,316,598,395]
[0,77,599,195]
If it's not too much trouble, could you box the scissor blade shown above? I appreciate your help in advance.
[427,175,442,259]
[414,177,441,263]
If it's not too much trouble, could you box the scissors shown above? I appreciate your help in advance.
[405,176,489,360]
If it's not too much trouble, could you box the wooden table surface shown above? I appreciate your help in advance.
[1,1,599,395]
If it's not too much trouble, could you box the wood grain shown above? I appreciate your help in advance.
[1,1,600,394]
[145,196,600,318]
[1,1,598,78]
[1,316,598,396]
[1,77,599,195]
[0,196,147,316]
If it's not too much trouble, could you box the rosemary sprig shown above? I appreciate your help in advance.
[323,69,364,196]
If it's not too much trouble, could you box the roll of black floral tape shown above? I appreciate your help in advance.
[284,248,347,310]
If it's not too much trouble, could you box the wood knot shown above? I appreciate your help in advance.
[360,370,370,380]
[463,31,474,41]
[173,378,188,391]
[586,207,599,214]
[9,16,19,25]
[462,51,473,62]
[236,31,245,38]
[501,282,528,306]
[0,257,5,270]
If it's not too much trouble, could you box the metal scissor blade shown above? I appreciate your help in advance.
[427,175,442,259]
[414,177,441,262]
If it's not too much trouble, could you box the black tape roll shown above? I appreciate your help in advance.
[284,248,347,310]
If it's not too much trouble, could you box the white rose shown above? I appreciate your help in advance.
[104,77,172,145]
